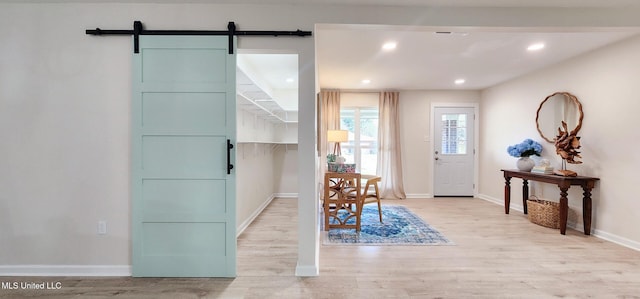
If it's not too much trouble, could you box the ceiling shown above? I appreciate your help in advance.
[238,53,298,91]
[315,26,639,90]
[241,25,638,104]
[7,0,639,105]
[218,1,640,101]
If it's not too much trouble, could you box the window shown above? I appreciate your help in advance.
[340,107,378,174]
[441,113,468,154]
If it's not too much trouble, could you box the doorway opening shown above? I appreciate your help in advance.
[235,51,300,275]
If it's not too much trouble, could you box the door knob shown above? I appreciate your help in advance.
[435,157,439,160]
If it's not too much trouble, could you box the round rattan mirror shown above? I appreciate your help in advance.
[536,92,584,143]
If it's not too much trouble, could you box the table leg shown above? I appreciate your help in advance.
[324,175,331,231]
[504,176,511,214]
[582,182,595,235]
[522,179,529,214]
[559,185,569,235]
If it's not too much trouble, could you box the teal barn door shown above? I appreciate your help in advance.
[131,36,236,277]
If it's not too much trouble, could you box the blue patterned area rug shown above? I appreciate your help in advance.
[324,205,454,245]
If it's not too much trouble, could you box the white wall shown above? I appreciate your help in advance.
[340,92,378,108]
[337,90,479,198]
[274,123,298,144]
[274,146,299,196]
[236,108,298,235]
[237,109,277,143]
[479,35,640,248]
[3,2,640,276]
[235,143,298,235]
[399,91,480,198]
[0,3,319,275]
[236,143,276,233]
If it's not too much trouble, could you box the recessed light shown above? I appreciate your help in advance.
[527,43,545,51]
[455,79,465,85]
[362,79,371,84]
[286,78,294,83]
[382,42,397,50]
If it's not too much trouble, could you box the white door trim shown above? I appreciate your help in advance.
[430,102,479,197]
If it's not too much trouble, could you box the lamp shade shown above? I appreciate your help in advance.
[327,130,348,142]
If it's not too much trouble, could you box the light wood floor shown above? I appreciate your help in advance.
[2,198,640,298]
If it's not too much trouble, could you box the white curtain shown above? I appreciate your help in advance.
[377,91,406,199]
[319,90,341,175]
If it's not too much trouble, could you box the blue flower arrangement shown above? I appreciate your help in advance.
[507,139,543,158]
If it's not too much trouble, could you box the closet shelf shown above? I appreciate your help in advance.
[236,67,298,124]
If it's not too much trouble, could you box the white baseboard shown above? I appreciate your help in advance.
[405,193,433,199]
[295,263,319,277]
[236,194,275,237]
[274,193,298,199]
[592,228,640,251]
[477,193,640,252]
[477,193,526,212]
[0,265,131,276]
[2,193,286,277]
[236,193,297,237]
[477,193,504,205]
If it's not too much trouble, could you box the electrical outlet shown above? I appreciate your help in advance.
[97,221,107,235]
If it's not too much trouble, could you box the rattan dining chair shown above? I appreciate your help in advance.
[323,172,362,231]
[360,174,383,223]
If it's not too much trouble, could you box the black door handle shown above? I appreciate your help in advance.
[227,139,234,175]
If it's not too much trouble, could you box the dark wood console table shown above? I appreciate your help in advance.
[501,169,599,235]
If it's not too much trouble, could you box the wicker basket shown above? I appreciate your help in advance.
[527,199,560,229]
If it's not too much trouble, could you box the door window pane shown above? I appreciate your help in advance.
[441,114,467,155]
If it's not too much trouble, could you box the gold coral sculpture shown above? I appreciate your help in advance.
[554,121,581,176]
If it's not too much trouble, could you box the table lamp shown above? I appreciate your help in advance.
[327,129,348,156]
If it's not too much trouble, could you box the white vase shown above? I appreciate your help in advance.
[516,157,535,172]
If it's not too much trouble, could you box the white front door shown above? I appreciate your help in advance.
[433,107,474,196]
